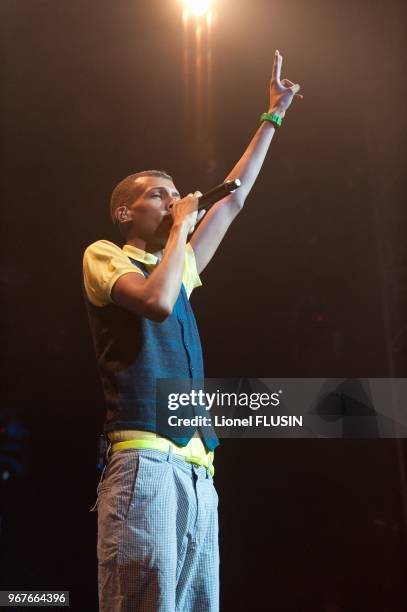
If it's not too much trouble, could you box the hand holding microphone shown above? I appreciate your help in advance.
[169,191,204,234]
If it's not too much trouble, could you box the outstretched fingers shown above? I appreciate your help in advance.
[272,49,282,83]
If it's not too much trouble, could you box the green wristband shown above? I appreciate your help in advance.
[259,112,283,128]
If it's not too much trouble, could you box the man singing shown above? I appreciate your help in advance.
[83,50,301,612]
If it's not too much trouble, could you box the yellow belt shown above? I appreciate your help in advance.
[110,439,215,476]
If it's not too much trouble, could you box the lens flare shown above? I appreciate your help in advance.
[184,0,210,17]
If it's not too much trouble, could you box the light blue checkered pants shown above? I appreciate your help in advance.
[94,447,219,612]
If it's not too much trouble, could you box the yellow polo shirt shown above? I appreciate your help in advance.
[83,239,213,465]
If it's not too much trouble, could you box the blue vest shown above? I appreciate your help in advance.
[84,256,219,452]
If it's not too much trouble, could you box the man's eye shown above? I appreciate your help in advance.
[152,193,162,199]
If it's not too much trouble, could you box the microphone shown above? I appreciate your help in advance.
[197,179,241,211]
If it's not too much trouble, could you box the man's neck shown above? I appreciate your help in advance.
[125,236,163,260]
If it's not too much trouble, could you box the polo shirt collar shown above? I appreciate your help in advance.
[123,243,160,265]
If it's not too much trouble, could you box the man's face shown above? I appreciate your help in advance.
[126,176,180,247]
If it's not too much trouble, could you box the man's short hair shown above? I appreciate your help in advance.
[110,169,173,223]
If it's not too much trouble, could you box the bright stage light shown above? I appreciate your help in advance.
[184,0,210,17]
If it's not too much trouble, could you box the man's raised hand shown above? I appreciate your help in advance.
[269,50,302,118]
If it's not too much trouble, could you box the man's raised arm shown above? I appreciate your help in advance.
[190,49,302,274]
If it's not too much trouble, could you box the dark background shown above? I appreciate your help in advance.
[1,1,407,610]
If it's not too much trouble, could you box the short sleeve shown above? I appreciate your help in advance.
[83,240,143,307]
[183,243,202,299]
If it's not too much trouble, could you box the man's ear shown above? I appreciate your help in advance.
[114,205,130,225]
